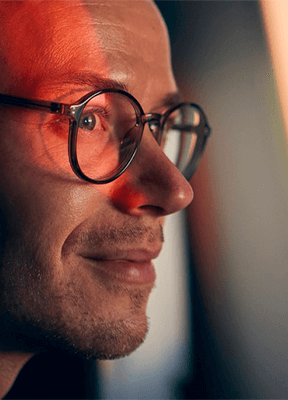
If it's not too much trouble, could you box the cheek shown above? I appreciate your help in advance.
[0,112,75,182]
[40,117,72,174]
[0,138,89,249]
[0,113,111,248]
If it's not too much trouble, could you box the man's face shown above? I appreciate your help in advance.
[0,0,193,359]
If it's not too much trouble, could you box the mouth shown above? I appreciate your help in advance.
[82,248,161,285]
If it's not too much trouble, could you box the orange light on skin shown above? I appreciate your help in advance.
[0,0,111,180]
[109,173,147,214]
[0,1,108,98]
[261,0,288,148]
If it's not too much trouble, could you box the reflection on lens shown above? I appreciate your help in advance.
[162,104,206,177]
[76,92,141,182]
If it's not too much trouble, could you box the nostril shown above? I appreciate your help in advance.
[138,204,165,216]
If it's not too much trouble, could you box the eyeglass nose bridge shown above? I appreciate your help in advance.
[141,113,164,145]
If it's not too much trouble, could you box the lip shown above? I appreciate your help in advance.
[82,248,161,285]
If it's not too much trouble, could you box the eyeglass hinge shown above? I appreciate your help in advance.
[50,102,66,114]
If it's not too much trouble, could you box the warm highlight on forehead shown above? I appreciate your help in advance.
[84,0,170,67]
[83,0,174,106]
[0,0,173,105]
[0,1,108,97]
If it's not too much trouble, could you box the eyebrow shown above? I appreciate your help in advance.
[43,71,181,110]
[154,91,182,111]
[43,71,129,97]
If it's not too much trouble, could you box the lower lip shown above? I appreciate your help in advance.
[86,259,156,285]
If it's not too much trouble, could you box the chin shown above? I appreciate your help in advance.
[77,317,149,360]
[44,312,150,361]
[0,301,150,361]
[0,236,154,359]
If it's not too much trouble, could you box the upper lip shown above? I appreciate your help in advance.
[80,247,162,263]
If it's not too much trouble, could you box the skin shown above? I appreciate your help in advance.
[0,0,193,396]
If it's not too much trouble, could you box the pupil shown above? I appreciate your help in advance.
[81,114,95,130]
[84,116,92,126]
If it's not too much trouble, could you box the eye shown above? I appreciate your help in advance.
[79,112,101,131]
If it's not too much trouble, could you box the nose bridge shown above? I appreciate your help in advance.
[141,112,163,145]
[141,113,162,124]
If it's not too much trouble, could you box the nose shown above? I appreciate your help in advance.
[110,126,194,216]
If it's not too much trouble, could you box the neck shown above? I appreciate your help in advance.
[0,351,33,398]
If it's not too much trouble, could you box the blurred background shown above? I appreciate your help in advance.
[99,1,288,399]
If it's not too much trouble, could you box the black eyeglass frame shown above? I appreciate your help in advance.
[0,89,211,184]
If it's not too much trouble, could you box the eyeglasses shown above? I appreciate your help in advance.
[0,89,211,184]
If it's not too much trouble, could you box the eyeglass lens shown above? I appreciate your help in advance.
[161,104,206,179]
[75,92,207,183]
[76,92,142,182]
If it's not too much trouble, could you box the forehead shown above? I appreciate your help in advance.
[0,0,176,102]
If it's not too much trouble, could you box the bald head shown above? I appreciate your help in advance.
[0,0,174,102]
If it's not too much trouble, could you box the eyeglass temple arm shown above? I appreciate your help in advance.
[0,93,66,115]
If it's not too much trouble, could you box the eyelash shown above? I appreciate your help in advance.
[43,104,111,135]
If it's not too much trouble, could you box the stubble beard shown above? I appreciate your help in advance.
[0,224,160,360]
